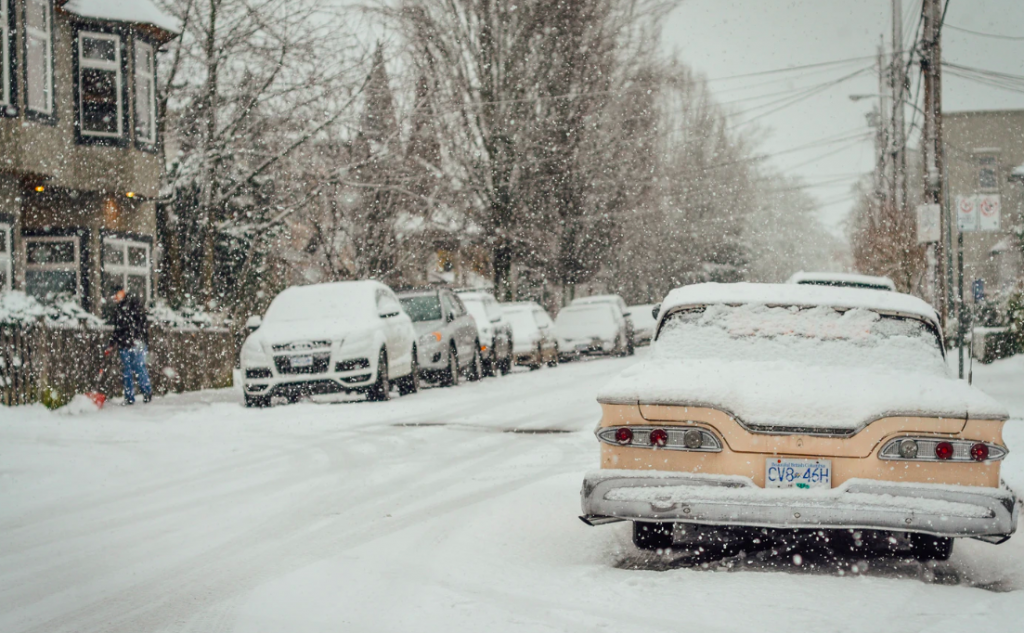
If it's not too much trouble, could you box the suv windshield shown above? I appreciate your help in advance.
[656,304,945,374]
[399,295,443,322]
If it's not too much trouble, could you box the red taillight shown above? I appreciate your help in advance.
[935,441,954,460]
[615,427,633,444]
[650,429,668,447]
[971,443,989,461]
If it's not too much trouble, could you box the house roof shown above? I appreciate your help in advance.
[61,0,181,35]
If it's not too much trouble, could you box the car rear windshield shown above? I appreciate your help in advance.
[504,310,537,333]
[461,298,489,324]
[399,295,443,322]
[656,304,945,374]
[556,307,615,335]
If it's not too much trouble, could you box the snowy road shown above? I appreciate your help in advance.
[2,351,1024,632]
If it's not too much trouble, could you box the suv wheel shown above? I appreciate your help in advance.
[366,350,390,402]
[466,344,483,381]
[396,346,420,396]
[440,344,460,387]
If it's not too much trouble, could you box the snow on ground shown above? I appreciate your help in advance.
[1,350,1023,632]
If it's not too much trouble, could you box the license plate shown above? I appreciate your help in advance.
[765,458,831,489]
[290,355,313,368]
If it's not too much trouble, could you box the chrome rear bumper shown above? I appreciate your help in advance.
[581,470,1019,539]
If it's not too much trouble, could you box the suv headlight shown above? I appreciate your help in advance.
[241,337,268,364]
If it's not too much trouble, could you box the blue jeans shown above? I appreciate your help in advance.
[119,344,152,403]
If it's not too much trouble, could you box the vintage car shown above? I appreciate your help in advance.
[580,282,1017,560]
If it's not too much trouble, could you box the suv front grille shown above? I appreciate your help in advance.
[272,340,331,352]
[335,358,370,372]
[274,353,331,374]
[245,367,273,379]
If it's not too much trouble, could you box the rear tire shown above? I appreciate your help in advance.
[466,344,483,381]
[547,346,559,367]
[440,344,460,387]
[632,521,674,551]
[396,346,420,396]
[500,340,512,375]
[366,350,390,402]
[910,533,954,561]
[244,394,271,408]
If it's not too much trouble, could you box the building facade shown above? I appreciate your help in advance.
[0,0,177,312]
[942,110,1024,300]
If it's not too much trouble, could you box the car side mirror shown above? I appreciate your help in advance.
[380,310,400,319]
[446,312,455,323]
[651,304,661,320]
[245,315,262,331]
[490,316,502,323]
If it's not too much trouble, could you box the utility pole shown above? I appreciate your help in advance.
[920,0,946,330]
[890,0,907,220]
[877,42,892,220]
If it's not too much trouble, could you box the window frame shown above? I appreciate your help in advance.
[101,236,151,301]
[76,29,126,141]
[133,37,157,148]
[1,0,17,115]
[23,0,54,120]
[24,234,82,302]
[0,220,12,293]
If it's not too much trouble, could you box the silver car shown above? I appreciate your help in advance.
[398,288,482,386]
[457,290,514,376]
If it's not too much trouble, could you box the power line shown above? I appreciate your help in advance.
[729,66,873,128]
[944,23,1024,41]
[704,54,895,83]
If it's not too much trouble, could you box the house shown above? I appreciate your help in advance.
[0,0,178,313]
[942,110,1024,298]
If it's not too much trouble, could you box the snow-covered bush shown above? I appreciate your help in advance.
[0,292,106,329]
[148,300,228,330]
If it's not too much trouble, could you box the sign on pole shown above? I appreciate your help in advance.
[956,195,978,231]
[916,203,941,243]
[977,194,1001,231]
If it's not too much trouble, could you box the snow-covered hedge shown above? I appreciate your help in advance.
[0,292,106,329]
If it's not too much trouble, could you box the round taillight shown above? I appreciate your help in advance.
[898,439,919,459]
[650,429,668,447]
[970,443,989,462]
[615,427,633,444]
[683,429,704,449]
[935,441,954,460]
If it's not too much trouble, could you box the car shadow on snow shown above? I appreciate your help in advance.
[612,529,1018,593]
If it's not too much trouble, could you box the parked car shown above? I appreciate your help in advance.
[398,288,482,386]
[787,271,896,291]
[571,295,635,354]
[580,282,1017,560]
[457,290,514,376]
[626,303,658,346]
[240,281,418,406]
[555,304,627,360]
[500,302,559,369]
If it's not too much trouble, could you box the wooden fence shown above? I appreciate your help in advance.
[1,323,236,407]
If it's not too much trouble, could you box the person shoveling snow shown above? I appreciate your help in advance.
[105,288,153,406]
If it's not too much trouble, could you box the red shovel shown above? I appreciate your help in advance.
[84,354,110,409]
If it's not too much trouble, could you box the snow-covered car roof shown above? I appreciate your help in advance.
[787,271,897,291]
[61,0,181,35]
[264,280,386,323]
[500,301,541,312]
[659,282,937,327]
[573,295,623,305]
[456,291,494,302]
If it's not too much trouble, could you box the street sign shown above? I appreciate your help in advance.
[916,204,941,243]
[956,195,978,231]
[973,279,985,303]
[977,194,1001,231]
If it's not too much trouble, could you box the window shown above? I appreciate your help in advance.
[102,237,150,300]
[979,155,999,191]
[0,223,11,292]
[78,31,123,138]
[25,0,52,116]
[25,236,81,301]
[134,39,156,144]
[1,0,12,110]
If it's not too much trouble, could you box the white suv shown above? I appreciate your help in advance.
[240,281,418,406]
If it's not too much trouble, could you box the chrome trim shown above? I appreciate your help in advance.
[596,425,722,452]
[878,437,1008,462]
[580,471,1019,539]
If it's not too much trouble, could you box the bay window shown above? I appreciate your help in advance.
[78,31,123,138]
[25,0,52,116]
[102,237,150,300]
[134,39,156,145]
[0,222,11,293]
[25,236,81,302]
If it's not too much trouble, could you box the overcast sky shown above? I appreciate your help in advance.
[660,0,1024,238]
